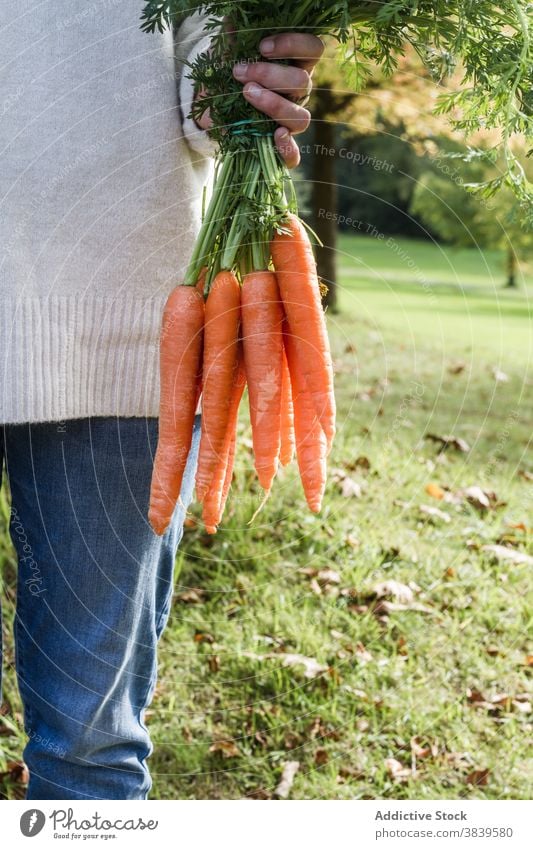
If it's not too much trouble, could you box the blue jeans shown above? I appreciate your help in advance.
[0,416,200,800]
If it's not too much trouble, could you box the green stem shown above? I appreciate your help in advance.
[184,152,235,285]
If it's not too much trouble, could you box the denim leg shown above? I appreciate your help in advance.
[4,416,200,800]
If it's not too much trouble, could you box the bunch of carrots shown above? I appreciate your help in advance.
[149,213,335,536]
[140,0,531,533]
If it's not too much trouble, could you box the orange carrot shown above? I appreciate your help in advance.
[271,213,336,449]
[279,347,295,466]
[241,271,284,492]
[194,269,207,408]
[149,285,204,535]
[219,349,246,512]
[284,325,327,513]
[195,270,241,501]
[202,349,246,533]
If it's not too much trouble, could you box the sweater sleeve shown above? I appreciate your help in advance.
[174,13,219,159]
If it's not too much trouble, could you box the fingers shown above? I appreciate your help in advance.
[233,60,312,103]
[258,32,325,72]
[242,82,311,134]
[274,127,301,169]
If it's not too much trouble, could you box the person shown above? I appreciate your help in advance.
[0,3,323,800]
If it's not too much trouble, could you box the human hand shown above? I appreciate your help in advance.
[194,33,324,169]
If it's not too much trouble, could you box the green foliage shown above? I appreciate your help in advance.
[140,1,533,215]
[410,142,533,273]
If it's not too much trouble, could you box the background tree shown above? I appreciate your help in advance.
[410,142,533,287]
[302,44,462,307]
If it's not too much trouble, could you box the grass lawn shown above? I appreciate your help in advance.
[1,235,532,800]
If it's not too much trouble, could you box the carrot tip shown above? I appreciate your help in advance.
[205,525,217,535]
[149,517,168,536]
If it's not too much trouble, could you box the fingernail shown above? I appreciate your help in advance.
[245,82,262,99]
[233,62,247,80]
[278,129,289,141]
[260,38,275,55]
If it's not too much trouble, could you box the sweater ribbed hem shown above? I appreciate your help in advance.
[0,295,167,425]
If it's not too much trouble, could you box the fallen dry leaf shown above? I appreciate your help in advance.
[467,688,531,714]
[176,588,205,604]
[410,736,438,759]
[465,486,490,510]
[274,761,300,799]
[506,521,530,533]
[308,717,322,740]
[307,718,340,742]
[385,758,412,782]
[492,367,509,383]
[253,731,268,748]
[0,724,16,738]
[354,642,374,664]
[207,655,220,673]
[466,688,486,704]
[342,685,369,701]
[397,636,409,656]
[485,645,500,657]
[314,748,329,766]
[299,567,340,588]
[481,545,533,566]
[376,600,439,616]
[442,751,474,770]
[284,731,303,750]
[466,768,490,786]
[317,568,341,585]
[0,761,29,785]
[310,578,322,596]
[209,739,241,759]
[425,433,470,453]
[463,486,503,512]
[345,455,371,472]
[338,765,365,782]
[340,477,363,498]
[344,534,360,548]
[194,631,215,644]
[420,504,451,523]
[345,581,437,619]
[281,654,329,679]
[426,482,446,500]
[246,787,271,800]
[372,580,414,605]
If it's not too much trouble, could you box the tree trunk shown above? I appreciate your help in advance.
[310,90,338,311]
[505,245,517,288]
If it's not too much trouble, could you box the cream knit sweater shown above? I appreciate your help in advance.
[0,2,216,424]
